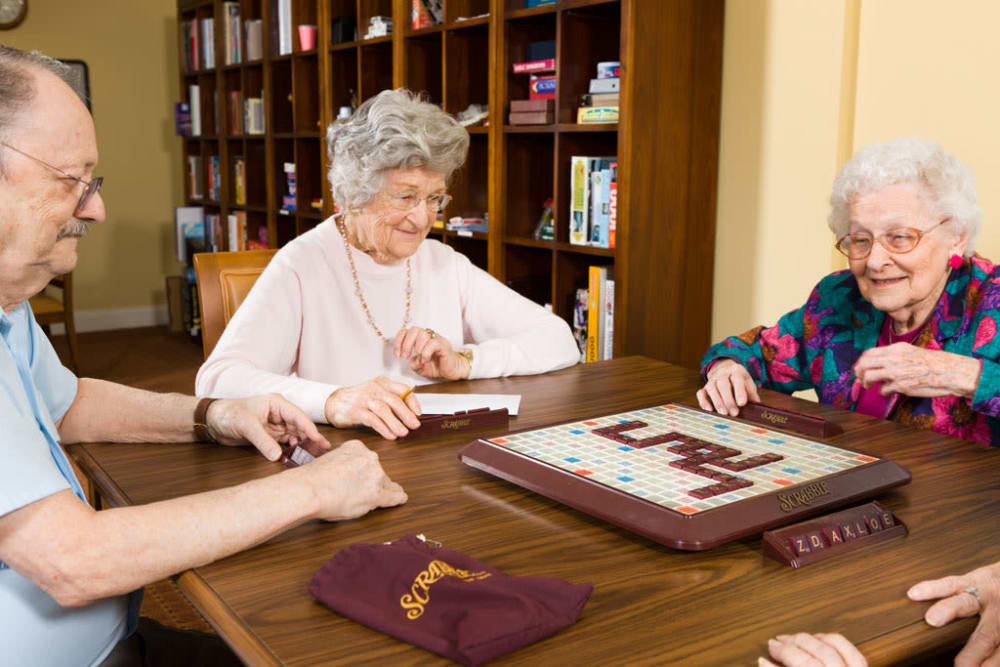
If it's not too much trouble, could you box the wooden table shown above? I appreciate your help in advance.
[67,357,1000,665]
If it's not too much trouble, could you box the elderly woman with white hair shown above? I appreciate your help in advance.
[197,89,579,439]
[698,137,1000,445]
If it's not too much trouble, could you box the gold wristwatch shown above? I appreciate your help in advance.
[457,349,473,371]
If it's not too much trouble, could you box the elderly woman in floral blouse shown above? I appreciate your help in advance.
[698,137,1000,446]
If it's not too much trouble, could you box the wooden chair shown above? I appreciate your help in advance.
[29,273,79,373]
[193,249,277,359]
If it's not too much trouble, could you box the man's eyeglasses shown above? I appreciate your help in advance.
[383,191,452,214]
[834,218,950,260]
[1,141,103,215]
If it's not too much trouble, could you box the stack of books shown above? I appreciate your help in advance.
[578,60,620,124]
[569,156,617,248]
[508,99,552,125]
[281,162,296,212]
[222,1,243,64]
[571,266,614,363]
[244,98,265,134]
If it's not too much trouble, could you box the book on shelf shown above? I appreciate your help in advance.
[446,217,488,233]
[245,19,263,60]
[208,156,221,202]
[276,0,292,55]
[579,92,619,108]
[589,77,619,94]
[577,106,619,124]
[511,99,553,113]
[174,206,205,263]
[512,58,555,74]
[573,287,588,363]
[570,156,615,247]
[233,156,246,205]
[244,98,265,134]
[200,18,215,68]
[227,211,247,251]
[608,161,617,248]
[228,91,243,134]
[204,212,223,252]
[188,84,201,136]
[181,19,200,71]
[186,155,204,200]
[174,102,191,136]
[586,265,614,362]
[222,2,242,65]
[529,74,555,100]
[526,39,555,62]
[282,162,296,211]
[411,0,443,29]
[509,110,552,125]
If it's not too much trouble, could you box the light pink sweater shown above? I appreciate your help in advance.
[195,218,580,422]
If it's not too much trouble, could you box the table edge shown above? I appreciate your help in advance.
[177,570,282,667]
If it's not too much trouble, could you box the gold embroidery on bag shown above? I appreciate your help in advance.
[400,559,492,619]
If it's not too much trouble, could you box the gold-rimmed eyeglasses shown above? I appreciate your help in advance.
[1,141,103,216]
[834,218,950,260]
[383,191,452,214]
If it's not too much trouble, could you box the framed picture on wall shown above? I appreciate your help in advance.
[59,59,91,112]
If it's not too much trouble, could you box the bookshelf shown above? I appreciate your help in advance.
[175,0,722,369]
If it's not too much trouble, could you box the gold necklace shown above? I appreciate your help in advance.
[337,216,412,342]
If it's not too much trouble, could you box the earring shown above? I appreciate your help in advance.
[949,254,964,269]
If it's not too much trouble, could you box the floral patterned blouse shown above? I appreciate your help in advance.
[701,255,1000,446]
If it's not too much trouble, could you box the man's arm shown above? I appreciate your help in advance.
[0,440,406,608]
[58,378,328,461]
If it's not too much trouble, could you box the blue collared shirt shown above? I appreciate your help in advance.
[0,302,128,666]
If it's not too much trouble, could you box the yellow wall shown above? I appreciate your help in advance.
[3,0,183,314]
[713,0,1000,343]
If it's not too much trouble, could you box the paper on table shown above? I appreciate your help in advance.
[415,393,521,416]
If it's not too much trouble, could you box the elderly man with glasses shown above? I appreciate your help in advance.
[697,137,1000,447]
[196,89,579,441]
[0,46,406,666]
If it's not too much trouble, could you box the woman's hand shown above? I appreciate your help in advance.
[760,633,867,667]
[697,359,760,416]
[853,344,981,398]
[393,325,471,381]
[324,376,422,440]
[908,561,1000,665]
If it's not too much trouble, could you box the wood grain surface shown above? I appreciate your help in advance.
[67,357,999,665]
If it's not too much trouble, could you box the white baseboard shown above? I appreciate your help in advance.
[49,305,169,335]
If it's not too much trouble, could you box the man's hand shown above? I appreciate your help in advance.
[908,561,1000,666]
[299,439,407,521]
[324,376,422,440]
[206,394,331,461]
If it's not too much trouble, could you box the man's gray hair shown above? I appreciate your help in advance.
[829,137,983,256]
[326,88,469,210]
[0,45,75,174]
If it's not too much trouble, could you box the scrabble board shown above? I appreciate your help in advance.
[460,403,910,550]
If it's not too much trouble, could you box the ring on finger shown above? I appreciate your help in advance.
[964,586,983,612]
[424,327,437,339]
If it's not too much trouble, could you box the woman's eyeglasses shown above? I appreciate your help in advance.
[834,218,950,260]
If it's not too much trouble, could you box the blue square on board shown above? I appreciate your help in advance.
[618,445,634,452]
[570,429,586,435]
[564,457,581,463]
[617,476,635,482]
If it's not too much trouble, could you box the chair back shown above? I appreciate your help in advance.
[28,273,78,372]
[193,250,277,359]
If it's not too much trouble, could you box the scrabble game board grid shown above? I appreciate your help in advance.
[488,404,877,516]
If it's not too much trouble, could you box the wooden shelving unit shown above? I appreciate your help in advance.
[175,0,722,368]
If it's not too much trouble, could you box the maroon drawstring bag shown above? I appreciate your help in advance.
[308,534,594,665]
